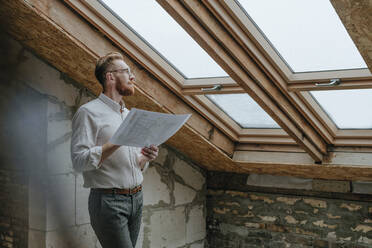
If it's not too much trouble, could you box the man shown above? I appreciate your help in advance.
[71,52,159,248]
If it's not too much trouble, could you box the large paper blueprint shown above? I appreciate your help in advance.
[110,108,191,147]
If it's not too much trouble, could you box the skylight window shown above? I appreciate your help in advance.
[206,94,280,128]
[238,0,367,73]
[311,89,372,129]
[100,0,227,78]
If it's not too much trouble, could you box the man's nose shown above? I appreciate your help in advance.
[129,74,135,81]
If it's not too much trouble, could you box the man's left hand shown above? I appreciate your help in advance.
[141,145,159,162]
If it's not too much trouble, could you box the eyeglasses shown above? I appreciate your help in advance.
[107,68,132,75]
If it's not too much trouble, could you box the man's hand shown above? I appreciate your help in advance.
[141,145,159,162]
[138,145,159,170]
[99,142,121,165]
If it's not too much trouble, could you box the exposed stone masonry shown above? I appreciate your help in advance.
[207,171,372,248]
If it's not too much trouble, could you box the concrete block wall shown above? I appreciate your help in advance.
[207,171,372,248]
[141,148,207,248]
[0,32,207,248]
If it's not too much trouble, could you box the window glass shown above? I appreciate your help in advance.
[207,94,280,128]
[101,0,228,78]
[311,89,372,129]
[238,0,367,72]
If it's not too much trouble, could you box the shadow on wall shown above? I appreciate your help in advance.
[0,35,87,247]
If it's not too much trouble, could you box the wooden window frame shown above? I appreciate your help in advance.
[63,0,372,160]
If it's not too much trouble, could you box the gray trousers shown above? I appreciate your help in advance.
[88,190,143,248]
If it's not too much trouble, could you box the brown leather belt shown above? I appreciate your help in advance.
[92,185,142,195]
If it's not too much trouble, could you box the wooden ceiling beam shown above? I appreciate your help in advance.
[158,0,326,162]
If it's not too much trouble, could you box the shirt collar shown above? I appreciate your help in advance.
[98,93,125,113]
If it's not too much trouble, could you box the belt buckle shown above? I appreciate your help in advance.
[129,187,133,195]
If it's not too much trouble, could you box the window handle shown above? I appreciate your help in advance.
[201,84,222,92]
[315,79,341,87]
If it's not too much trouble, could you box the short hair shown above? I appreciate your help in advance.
[95,52,124,89]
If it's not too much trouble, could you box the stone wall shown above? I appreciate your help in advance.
[0,32,206,248]
[207,171,372,248]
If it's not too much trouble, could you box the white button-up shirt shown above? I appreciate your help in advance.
[71,93,148,189]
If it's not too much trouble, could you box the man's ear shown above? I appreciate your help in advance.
[105,72,112,82]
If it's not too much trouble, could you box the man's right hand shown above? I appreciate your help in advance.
[99,142,121,165]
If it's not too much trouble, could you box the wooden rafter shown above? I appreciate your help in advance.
[158,0,327,162]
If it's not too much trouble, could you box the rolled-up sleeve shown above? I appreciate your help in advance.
[71,108,102,172]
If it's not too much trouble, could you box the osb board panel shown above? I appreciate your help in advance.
[0,0,235,171]
[330,0,372,71]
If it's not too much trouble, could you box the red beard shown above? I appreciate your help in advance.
[117,80,135,96]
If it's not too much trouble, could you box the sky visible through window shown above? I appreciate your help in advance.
[207,94,280,128]
[101,0,227,78]
[238,0,367,73]
[311,89,372,129]
[100,0,371,131]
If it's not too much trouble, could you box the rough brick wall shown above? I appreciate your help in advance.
[206,171,372,248]
[0,169,28,248]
